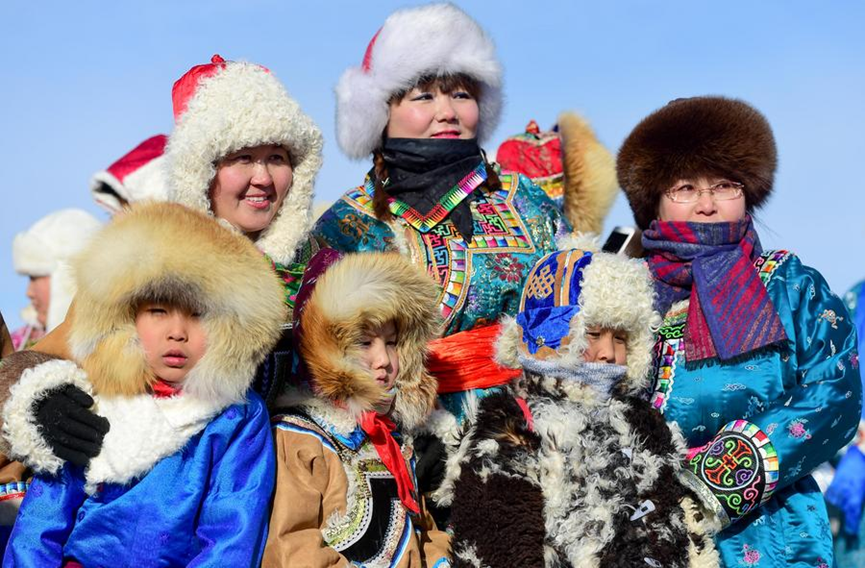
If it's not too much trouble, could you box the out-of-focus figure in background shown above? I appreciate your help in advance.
[10,209,101,350]
[825,280,865,567]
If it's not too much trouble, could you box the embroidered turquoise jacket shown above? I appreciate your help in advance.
[650,251,861,567]
[311,171,570,416]
[313,171,568,335]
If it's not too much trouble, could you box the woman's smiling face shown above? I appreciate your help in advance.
[209,144,293,239]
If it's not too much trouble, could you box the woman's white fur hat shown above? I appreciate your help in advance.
[13,209,103,331]
[335,2,503,159]
[165,55,323,264]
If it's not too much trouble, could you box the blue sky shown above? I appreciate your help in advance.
[1,1,863,330]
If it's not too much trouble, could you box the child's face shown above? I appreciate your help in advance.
[583,326,628,365]
[135,302,207,383]
[359,321,400,414]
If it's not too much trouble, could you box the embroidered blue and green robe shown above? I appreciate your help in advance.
[312,171,570,413]
[650,251,861,567]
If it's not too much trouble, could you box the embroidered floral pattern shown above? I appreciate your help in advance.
[485,253,526,284]
[788,418,812,440]
[742,544,761,565]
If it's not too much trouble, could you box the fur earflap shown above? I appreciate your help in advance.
[297,253,441,429]
[558,112,618,235]
[565,253,660,391]
[617,96,777,229]
[335,3,502,159]
[68,202,286,406]
[166,60,323,264]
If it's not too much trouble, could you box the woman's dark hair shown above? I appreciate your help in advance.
[372,73,500,221]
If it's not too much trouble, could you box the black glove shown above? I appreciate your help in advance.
[414,433,447,495]
[33,385,110,468]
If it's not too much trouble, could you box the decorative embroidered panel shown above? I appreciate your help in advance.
[387,163,487,233]
[274,413,416,567]
[686,419,779,527]
[336,173,558,334]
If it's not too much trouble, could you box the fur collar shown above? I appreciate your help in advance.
[84,391,226,493]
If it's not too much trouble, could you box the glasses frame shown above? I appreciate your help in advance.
[664,181,745,203]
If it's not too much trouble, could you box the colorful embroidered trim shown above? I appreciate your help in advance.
[650,306,687,413]
[535,173,564,201]
[685,419,779,528]
[273,418,339,455]
[754,249,790,286]
[386,162,488,233]
[0,480,29,501]
[268,257,306,311]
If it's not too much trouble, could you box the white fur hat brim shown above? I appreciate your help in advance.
[336,3,503,159]
[166,61,323,264]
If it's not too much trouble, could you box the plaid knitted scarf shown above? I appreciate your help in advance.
[642,216,787,362]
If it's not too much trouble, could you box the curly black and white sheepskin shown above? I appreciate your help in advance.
[444,372,719,568]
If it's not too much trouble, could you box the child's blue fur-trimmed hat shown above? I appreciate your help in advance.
[517,249,594,356]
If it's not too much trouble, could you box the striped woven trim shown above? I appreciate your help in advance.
[0,480,29,501]
[386,162,488,233]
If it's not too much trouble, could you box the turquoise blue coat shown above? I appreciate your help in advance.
[312,171,569,414]
[650,250,861,567]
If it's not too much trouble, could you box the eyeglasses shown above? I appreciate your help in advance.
[664,181,744,203]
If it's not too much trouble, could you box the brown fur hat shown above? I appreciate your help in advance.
[68,202,286,404]
[294,251,441,430]
[617,96,777,229]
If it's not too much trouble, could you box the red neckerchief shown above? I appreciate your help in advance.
[358,411,420,515]
[151,379,182,398]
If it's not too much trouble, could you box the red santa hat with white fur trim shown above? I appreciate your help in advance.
[165,55,323,265]
[335,2,503,159]
[90,134,169,214]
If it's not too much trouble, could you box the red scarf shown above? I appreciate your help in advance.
[358,411,420,515]
[151,379,182,398]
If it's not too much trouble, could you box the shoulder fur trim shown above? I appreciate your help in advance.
[273,389,359,438]
[84,392,225,493]
[2,359,91,475]
[558,112,618,235]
